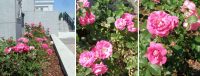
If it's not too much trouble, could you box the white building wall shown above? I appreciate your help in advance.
[22,0,34,12]
[0,0,22,39]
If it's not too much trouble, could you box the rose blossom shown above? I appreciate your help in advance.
[12,43,30,53]
[41,43,49,49]
[79,12,96,26]
[127,21,137,32]
[189,21,200,30]
[93,40,112,59]
[78,0,90,8]
[4,47,12,54]
[181,0,196,12]
[115,18,127,30]
[85,12,96,24]
[121,13,134,21]
[17,37,29,43]
[47,49,53,55]
[152,0,160,3]
[79,51,96,67]
[145,42,167,65]
[147,11,179,37]
[92,62,108,75]
[181,0,200,31]
[36,37,44,43]
[79,16,87,26]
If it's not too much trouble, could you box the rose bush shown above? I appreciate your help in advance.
[76,0,138,75]
[140,0,200,75]
[0,23,53,75]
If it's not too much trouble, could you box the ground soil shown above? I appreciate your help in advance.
[42,48,64,76]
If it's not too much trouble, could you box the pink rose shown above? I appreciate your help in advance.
[94,40,112,59]
[181,0,196,12]
[146,42,167,66]
[12,43,30,53]
[43,37,48,41]
[79,51,96,67]
[152,0,160,3]
[181,0,197,18]
[92,62,108,75]
[189,21,200,30]
[147,11,179,37]
[36,37,44,43]
[85,12,96,24]
[17,37,29,44]
[4,47,12,54]
[121,13,134,21]
[47,49,53,55]
[115,18,127,30]
[41,43,49,49]
[78,0,90,8]
[127,21,137,32]
[79,16,87,26]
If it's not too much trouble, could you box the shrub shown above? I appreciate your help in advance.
[0,23,53,75]
[76,0,138,75]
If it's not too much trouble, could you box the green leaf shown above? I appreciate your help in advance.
[173,45,182,51]
[115,10,124,18]
[187,15,198,24]
[139,57,148,67]
[107,17,115,24]
[126,42,134,48]
[148,64,161,75]
[145,70,151,76]
[84,68,91,75]
[195,36,200,43]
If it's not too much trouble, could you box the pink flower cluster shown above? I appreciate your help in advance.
[79,11,96,26]
[78,0,90,8]
[78,0,96,26]
[145,42,167,66]
[37,37,53,55]
[35,37,48,43]
[115,13,137,32]
[79,40,112,75]
[147,11,179,37]
[4,37,34,54]
[181,0,200,31]
[17,37,29,44]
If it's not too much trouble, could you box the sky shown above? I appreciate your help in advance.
[54,0,75,19]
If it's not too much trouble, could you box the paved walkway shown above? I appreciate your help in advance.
[60,38,75,54]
